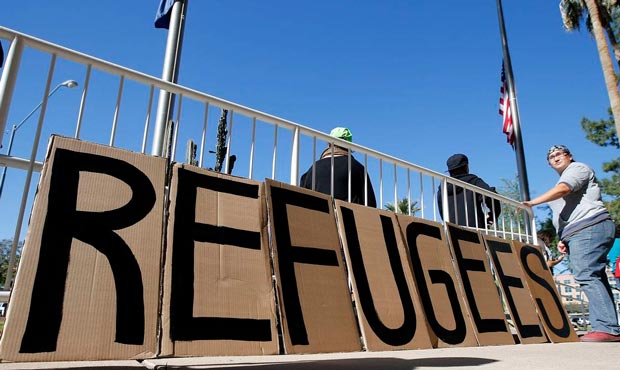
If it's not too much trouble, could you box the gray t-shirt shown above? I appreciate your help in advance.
[549,161,609,239]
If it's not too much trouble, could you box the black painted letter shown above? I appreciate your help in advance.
[520,245,571,338]
[21,149,154,353]
[341,208,416,345]
[448,226,506,334]
[405,222,467,345]
[170,168,271,342]
[487,240,543,339]
[269,186,340,345]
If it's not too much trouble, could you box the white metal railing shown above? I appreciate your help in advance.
[0,26,536,292]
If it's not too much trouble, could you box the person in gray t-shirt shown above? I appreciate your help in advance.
[522,145,619,342]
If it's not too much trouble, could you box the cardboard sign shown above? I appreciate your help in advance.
[482,235,547,344]
[334,201,433,351]
[265,180,361,354]
[0,136,167,361]
[396,216,478,348]
[511,241,578,343]
[0,135,580,362]
[445,223,514,346]
[160,165,278,356]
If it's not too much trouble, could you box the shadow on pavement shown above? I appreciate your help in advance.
[145,356,499,370]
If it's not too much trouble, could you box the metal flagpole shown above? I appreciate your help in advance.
[496,0,530,202]
[152,0,188,157]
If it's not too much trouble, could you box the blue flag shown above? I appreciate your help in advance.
[155,0,176,29]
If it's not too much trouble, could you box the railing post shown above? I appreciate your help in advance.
[530,210,538,244]
[441,177,450,223]
[0,36,24,149]
[0,125,17,199]
[379,158,383,209]
[290,126,299,186]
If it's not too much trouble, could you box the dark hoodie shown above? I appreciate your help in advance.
[436,173,501,228]
[300,146,377,207]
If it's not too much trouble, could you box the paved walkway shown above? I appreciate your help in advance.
[0,341,617,370]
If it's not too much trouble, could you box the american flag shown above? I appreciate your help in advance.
[499,63,515,147]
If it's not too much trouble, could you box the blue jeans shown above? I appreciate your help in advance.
[566,219,620,334]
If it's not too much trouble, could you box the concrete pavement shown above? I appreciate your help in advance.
[0,341,617,370]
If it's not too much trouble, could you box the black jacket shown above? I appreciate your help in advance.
[300,152,377,207]
[437,173,501,227]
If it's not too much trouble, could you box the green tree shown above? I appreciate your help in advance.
[535,207,563,260]
[0,239,22,286]
[560,0,620,137]
[529,198,573,273]
[581,109,620,224]
[496,178,560,249]
[385,197,420,216]
[496,177,526,233]
[537,206,557,238]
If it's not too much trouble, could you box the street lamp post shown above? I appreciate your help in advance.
[0,79,78,200]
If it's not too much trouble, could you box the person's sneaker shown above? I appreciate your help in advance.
[580,331,620,342]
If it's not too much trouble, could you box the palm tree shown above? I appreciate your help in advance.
[560,0,620,138]
[561,0,620,65]
[385,197,420,216]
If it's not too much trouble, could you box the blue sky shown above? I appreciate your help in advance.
[0,1,617,240]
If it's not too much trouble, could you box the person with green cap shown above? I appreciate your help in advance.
[300,127,377,207]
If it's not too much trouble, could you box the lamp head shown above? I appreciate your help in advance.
[61,80,78,88]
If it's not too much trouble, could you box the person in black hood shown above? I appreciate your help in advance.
[437,153,501,228]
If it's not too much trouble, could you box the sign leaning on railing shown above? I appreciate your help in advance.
[0,136,577,362]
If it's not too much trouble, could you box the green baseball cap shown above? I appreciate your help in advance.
[329,127,353,142]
